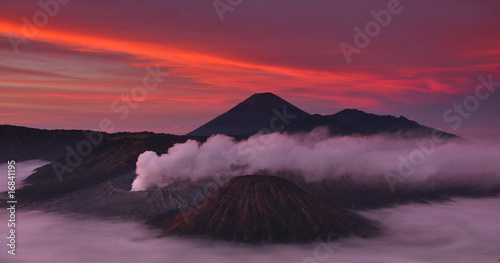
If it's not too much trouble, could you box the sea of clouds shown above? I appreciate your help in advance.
[0,197,498,263]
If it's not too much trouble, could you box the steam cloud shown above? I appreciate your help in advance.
[131,130,500,191]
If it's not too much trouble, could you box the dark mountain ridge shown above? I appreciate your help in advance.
[187,93,457,138]
[0,125,109,162]
[327,109,442,136]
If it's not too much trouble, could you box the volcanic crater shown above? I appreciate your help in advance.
[148,175,380,243]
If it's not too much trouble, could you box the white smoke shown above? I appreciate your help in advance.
[131,130,500,191]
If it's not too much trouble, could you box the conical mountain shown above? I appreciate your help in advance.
[148,175,379,243]
[186,93,310,136]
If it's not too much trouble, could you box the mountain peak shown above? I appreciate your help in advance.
[335,108,365,115]
[251,92,278,97]
[187,93,310,136]
[232,92,296,111]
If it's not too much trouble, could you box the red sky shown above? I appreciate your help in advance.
[1,0,499,138]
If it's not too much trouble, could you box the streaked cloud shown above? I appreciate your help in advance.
[0,0,499,137]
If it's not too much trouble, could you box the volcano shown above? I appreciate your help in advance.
[186,93,310,136]
[187,93,457,138]
[148,175,379,243]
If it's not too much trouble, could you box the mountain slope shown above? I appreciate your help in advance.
[327,109,457,137]
[16,132,196,203]
[148,175,379,243]
[0,125,109,162]
[187,93,310,136]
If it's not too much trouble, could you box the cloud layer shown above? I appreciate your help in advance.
[1,197,499,262]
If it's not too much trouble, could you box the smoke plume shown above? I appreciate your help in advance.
[131,130,500,192]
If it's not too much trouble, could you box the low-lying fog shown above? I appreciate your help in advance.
[1,197,498,263]
[0,160,50,192]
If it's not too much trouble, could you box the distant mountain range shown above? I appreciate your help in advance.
[0,92,455,165]
[187,92,457,138]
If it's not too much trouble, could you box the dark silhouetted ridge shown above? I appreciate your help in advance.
[187,93,458,138]
[327,109,457,138]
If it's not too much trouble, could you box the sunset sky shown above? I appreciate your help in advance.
[1,0,499,138]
